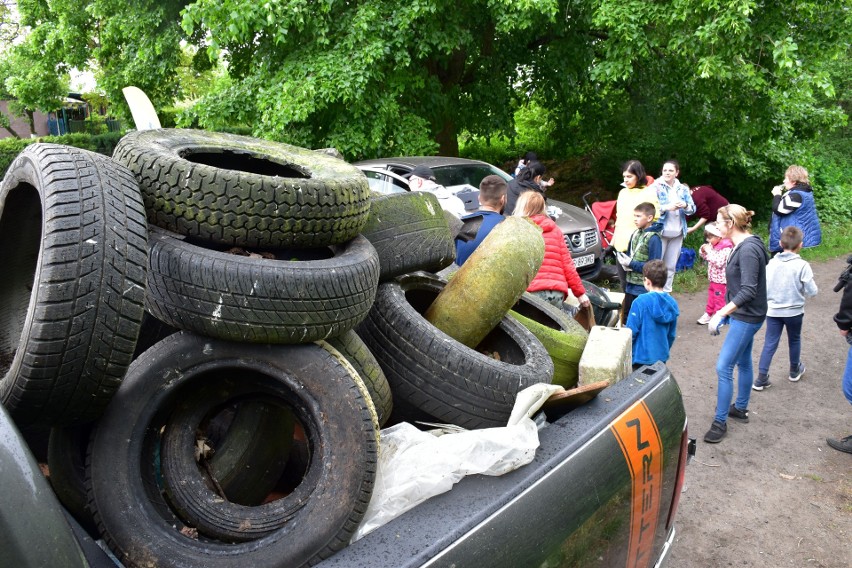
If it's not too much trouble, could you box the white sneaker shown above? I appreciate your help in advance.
[697,313,712,325]
[789,362,806,382]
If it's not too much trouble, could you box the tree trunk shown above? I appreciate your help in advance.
[435,117,458,157]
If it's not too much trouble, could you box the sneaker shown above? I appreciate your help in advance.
[728,404,749,423]
[752,375,772,391]
[697,313,712,325]
[826,435,852,454]
[704,420,727,443]
[789,362,806,382]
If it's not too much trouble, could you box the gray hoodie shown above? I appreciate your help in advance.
[766,251,818,317]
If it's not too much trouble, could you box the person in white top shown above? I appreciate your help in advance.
[406,165,467,219]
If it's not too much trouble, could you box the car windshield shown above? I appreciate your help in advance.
[432,164,511,188]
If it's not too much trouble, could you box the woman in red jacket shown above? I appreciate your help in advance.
[514,191,591,310]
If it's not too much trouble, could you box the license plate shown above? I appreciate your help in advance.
[574,254,595,268]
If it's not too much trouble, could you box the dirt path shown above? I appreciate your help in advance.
[665,254,851,568]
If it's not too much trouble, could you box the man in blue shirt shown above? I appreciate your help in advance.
[454,175,508,266]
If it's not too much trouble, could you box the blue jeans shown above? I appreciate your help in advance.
[843,344,852,406]
[757,314,803,375]
[714,319,764,423]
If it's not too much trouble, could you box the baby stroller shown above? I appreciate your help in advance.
[582,192,617,251]
[582,192,620,283]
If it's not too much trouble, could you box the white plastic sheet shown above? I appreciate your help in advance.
[352,383,563,541]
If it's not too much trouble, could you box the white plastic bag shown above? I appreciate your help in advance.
[352,383,563,541]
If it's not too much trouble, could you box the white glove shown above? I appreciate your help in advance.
[577,293,591,308]
[708,313,727,336]
[771,184,784,196]
[616,252,633,270]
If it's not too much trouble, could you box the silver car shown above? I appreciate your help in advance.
[354,156,603,279]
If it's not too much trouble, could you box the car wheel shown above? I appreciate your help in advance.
[359,191,455,281]
[113,129,371,249]
[87,332,378,567]
[144,228,380,344]
[356,272,553,429]
[0,144,147,425]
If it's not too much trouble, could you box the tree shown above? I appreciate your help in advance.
[5,0,849,184]
[4,0,189,122]
[179,0,566,157]
[0,0,20,48]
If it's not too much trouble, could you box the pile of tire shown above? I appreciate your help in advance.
[0,130,558,568]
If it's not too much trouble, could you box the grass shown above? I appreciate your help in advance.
[671,221,852,294]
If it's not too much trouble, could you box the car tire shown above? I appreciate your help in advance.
[183,399,295,507]
[357,272,553,429]
[113,129,371,249]
[318,330,393,426]
[132,311,179,359]
[47,424,98,534]
[0,144,147,425]
[144,228,380,344]
[359,191,455,281]
[87,332,378,567]
[511,292,586,335]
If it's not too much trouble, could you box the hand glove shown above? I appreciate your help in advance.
[577,293,591,308]
[771,184,784,196]
[616,252,633,270]
[708,313,728,336]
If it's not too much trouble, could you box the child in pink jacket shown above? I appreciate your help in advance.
[697,222,733,324]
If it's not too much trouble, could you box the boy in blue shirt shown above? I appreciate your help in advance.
[626,259,680,368]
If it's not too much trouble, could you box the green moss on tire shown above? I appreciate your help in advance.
[509,311,588,388]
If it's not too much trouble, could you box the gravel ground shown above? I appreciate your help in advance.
[665,254,851,568]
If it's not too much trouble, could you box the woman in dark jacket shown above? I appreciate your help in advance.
[827,257,852,453]
[504,160,548,216]
[704,204,769,444]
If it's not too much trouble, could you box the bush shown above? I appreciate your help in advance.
[0,138,32,178]
[803,127,852,226]
[0,131,128,178]
[90,131,125,155]
[159,107,181,128]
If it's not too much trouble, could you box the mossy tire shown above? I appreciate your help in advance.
[144,228,380,344]
[87,332,378,566]
[356,272,553,429]
[359,191,455,282]
[0,144,148,426]
[507,294,588,388]
[113,129,371,249]
[319,330,393,426]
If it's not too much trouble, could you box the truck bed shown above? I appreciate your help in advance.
[318,363,688,568]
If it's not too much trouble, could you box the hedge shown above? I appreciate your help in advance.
[0,131,125,179]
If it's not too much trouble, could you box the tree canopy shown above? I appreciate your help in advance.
[2,1,849,196]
